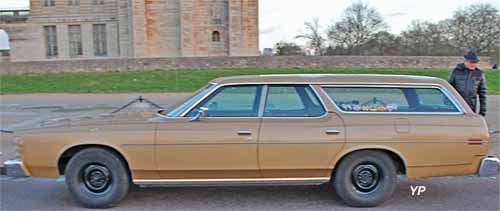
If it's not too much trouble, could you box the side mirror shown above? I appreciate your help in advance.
[190,107,208,122]
[155,109,168,118]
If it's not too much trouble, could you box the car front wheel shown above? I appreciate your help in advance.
[64,148,130,208]
[333,150,397,207]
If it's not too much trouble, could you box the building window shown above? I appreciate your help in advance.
[68,0,79,6]
[0,29,10,52]
[44,26,58,57]
[68,25,82,57]
[211,18,223,24]
[93,24,107,56]
[43,0,56,7]
[212,31,221,42]
[92,0,104,5]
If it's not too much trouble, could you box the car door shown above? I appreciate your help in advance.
[258,84,346,178]
[155,85,263,179]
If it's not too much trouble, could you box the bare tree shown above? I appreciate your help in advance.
[443,3,500,53]
[295,18,326,55]
[363,31,401,55]
[400,20,455,56]
[327,1,387,55]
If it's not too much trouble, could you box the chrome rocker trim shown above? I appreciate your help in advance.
[134,177,331,187]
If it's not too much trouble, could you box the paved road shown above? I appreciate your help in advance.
[1,176,498,210]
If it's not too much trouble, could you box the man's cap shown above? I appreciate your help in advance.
[464,51,480,62]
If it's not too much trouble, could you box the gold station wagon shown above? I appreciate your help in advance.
[5,74,498,208]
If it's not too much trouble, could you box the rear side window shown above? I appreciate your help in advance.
[264,85,326,117]
[322,86,460,113]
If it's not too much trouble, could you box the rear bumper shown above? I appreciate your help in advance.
[477,156,500,177]
[3,160,30,177]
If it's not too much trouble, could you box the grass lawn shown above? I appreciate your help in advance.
[1,68,499,94]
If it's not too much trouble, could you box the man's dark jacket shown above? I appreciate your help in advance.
[448,63,487,116]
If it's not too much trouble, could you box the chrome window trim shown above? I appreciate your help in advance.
[179,83,329,119]
[257,85,268,117]
[176,82,465,117]
[320,84,466,115]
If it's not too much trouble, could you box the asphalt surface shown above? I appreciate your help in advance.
[0,93,499,210]
[1,176,499,210]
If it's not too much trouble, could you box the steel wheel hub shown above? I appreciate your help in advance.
[83,164,111,193]
[352,164,379,192]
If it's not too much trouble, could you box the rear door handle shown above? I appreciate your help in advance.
[325,130,341,135]
[237,130,253,136]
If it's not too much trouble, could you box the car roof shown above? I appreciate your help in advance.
[212,74,447,85]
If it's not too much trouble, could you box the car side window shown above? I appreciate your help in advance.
[264,85,326,117]
[412,88,460,112]
[187,85,262,117]
[322,86,460,113]
[323,87,409,112]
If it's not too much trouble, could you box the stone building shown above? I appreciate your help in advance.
[0,0,259,62]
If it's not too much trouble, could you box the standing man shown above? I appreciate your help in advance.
[448,51,487,116]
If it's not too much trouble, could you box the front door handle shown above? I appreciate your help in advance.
[237,130,253,136]
[325,130,341,135]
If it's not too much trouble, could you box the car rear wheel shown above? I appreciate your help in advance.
[65,148,130,208]
[333,150,397,207]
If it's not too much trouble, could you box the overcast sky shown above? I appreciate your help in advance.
[1,0,499,50]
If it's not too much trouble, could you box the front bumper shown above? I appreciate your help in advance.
[3,160,30,177]
[477,156,500,177]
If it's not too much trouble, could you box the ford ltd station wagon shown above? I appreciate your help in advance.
[5,74,498,208]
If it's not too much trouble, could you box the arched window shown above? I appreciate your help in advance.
[0,29,10,51]
[212,31,221,42]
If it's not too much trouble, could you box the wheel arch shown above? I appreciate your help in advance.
[57,144,131,176]
[330,146,407,176]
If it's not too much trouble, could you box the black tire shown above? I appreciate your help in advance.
[64,148,130,209]
[333,150,397,207]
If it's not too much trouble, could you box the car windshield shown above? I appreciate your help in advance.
[166,83,217,118]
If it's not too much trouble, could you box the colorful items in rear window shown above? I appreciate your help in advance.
[338,100,399,112]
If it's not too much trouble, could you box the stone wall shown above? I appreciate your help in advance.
[0,51,9,63]
[0,23,43,62]
[0,56,492,75]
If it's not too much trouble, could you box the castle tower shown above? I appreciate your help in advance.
[130,0,258,58]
